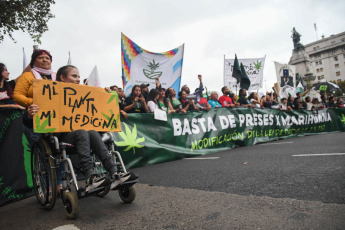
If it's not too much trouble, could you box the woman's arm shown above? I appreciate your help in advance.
[13,73,33,107]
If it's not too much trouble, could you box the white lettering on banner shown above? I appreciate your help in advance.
[172,112,332,137]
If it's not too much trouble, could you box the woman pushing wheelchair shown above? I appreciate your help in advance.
[13,50,138,218]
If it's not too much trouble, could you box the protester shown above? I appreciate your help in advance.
[178,90,198,112]
[14,49,56,108]
[336,98,344,108]
[293,97,303,110]
[181,74,204,102]
[248,92,261,108]
[195,94,211,111]
[280,98,288,110]
[157,88,174,113]
[219,86,235,108]
[304,96,313,110]
[55,65,137,191]
[166,87,186,113]
[238,89,254,108]
[0,63,25,109]
[229,93,240,107]
[263,92,275,108]
[124,85,148,113]
[328,96,336,108]
[320,94,328,109]
[147,88,159,113]
[312,98,322,110]
[208,91,222,108]
[287,95,294,110]
[140,83,149,102]
[110,85,118,92]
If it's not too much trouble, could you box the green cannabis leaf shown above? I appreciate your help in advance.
[107,91,118,104]
[148,59,160,72]
[35,114,56,133]
[102,109,118,131]
[253,60,262,70]
[114,123,145,154]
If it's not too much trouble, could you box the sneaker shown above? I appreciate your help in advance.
[111,172,138,190]
[86,174,111,192]
[113,172,138,182]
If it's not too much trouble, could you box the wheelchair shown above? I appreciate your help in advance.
[31,132,137,219]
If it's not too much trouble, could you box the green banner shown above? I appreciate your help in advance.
[113,108,345,169]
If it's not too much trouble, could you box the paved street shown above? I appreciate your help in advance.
[1,132,345,229]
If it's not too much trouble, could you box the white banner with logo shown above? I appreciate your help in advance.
[121,33,184,96]
[224,57,265,92]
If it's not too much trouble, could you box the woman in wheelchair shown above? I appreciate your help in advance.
[54,65,138,192]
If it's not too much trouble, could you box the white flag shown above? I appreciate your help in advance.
[87,65,101,87]
[23,48,29,70]
[67,51,72,65]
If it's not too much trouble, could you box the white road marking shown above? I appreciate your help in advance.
[292,153,345,157]
[185,157,220,160]
[260,142,293,145]
[53,224,80,230]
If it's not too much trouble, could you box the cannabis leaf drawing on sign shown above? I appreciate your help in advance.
[143,59,162,79]
[253,60,262,70]
[114,123,145,154]
[101,109,119,131]
[107,91,119,105]
[35,114,56,133]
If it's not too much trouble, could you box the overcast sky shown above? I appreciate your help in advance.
[1,0,344,93]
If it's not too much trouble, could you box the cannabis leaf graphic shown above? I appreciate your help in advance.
[253,60,262,70]
[35,114,56,133]
[101,109,119,131]
[148,59,160,72]
[341,113,345,125]
[114,123,145,154]
[107,91,119,104]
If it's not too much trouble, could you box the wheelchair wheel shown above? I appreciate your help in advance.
[31,138,57,210]
[118,185,136,204]
[96,184,111,197]
[63,192,79,219]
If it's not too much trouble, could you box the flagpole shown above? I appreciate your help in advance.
[223,54,225,89]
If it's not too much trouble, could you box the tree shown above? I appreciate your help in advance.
[0,0,55,44]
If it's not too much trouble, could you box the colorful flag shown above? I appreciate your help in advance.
[224,56,265,92]
[121,33,184,96]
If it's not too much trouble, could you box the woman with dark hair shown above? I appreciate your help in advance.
[157,88,174,113]
[124,85,148,113]
[179,90,198,112]
[248,92,261,108]
[14,49,56,108]
[147,88,159,113]
[166,87,186,113]
[0,63,25,109]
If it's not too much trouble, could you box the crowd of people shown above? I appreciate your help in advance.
[107,76,344,115]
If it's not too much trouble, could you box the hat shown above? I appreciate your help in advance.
[140,83,149,88]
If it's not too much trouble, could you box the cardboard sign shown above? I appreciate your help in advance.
[32,79,121,133]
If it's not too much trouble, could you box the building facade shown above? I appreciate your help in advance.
[304,31,345,83]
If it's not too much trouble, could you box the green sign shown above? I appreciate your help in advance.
[113,108,345,169]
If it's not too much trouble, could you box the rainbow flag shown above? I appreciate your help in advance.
[121,33,184,96]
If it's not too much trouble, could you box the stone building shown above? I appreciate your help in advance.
[290,31,345,85]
